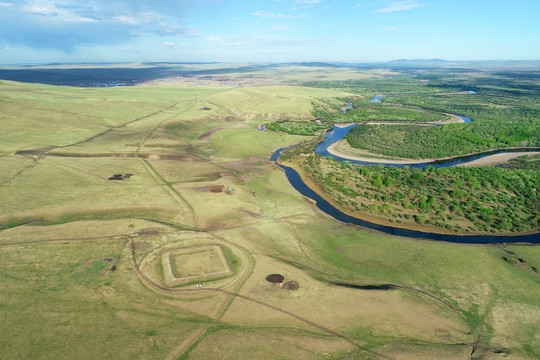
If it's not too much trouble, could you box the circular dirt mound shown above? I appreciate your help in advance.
[266,274,284,283]
[283,281,299,290]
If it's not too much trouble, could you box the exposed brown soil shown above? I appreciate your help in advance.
[283,281,299,290]
[266,274,284,283]
[225,156,266,172]
[137,228,160,236]
[211,185,225,193]
[199,127,225,142]
[108,173,133,181]
[234,208,263,218]
[195,185,224,193]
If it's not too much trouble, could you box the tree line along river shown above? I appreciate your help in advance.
[267,95,540,243]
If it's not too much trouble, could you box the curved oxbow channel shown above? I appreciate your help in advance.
[268,94,540,244]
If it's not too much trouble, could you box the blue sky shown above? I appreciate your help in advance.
[0,0,539,64]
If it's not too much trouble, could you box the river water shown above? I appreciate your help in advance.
[313,124,537,169]
[271,147,539,243]
[268,94,539,243]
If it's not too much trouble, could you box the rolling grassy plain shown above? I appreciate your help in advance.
[0,66,539,360]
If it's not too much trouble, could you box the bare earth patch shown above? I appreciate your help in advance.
[195,185,224,193]
[199,127,225,142]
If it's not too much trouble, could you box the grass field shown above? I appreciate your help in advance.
[0,73,539,360]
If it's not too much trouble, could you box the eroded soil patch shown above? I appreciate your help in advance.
[195,185,224,193]
[108,173,133,181]
[282,281,299,290]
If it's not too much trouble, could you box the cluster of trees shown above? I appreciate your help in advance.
[282,143,539,233]
[351,92,540,158]
[505,154,540,170]
[281,70,539,234]
[345,121,539,159]
[316,97,445,124]
[265,120,330,136]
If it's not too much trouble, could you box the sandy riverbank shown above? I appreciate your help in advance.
[455,152,539,167]
[328,140,432,164]
[327,134,539,167]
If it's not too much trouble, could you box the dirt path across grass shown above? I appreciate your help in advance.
[128,238,393,359]
[0,232,482,360]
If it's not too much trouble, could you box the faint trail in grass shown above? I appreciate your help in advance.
[1,154,43,185]
[135,97,205,228]
[141,159,198,227]
[0,231,391,359]
[135,97,203,154]
[54,102,182,150]
[96,289,161,358]
[208,231,257,320]
[14,102,182,157]
[45,157,111,181]
[128,238,393,359]
[165,325,210,360]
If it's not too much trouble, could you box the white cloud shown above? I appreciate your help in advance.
[375,1,421,13]
[252,10,308,18]
[275,0,322,3]
[205,35,331,48]
[264,25,293,31]
[0,0,203,52]
[206,35,224,43]
[110,12,164,25]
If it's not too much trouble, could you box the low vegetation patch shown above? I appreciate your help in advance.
[504,154,540,170]
[265,119,331,136]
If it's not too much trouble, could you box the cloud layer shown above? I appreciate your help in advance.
[375,1,422,13]
[0,0,202,52]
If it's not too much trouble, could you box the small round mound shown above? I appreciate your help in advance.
[283,281,299,290]
[266,274,284,283]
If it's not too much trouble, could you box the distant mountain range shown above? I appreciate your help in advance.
[295,59,540,69]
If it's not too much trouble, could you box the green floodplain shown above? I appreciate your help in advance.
[0,63,539,360]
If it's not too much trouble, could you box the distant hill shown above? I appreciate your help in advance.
[383,59,540,69]
[1,60,539,87]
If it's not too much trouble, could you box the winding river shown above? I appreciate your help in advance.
[313,124,538,169]
[268,95,540,243]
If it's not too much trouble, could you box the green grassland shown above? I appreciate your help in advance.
[0,71,539,360]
